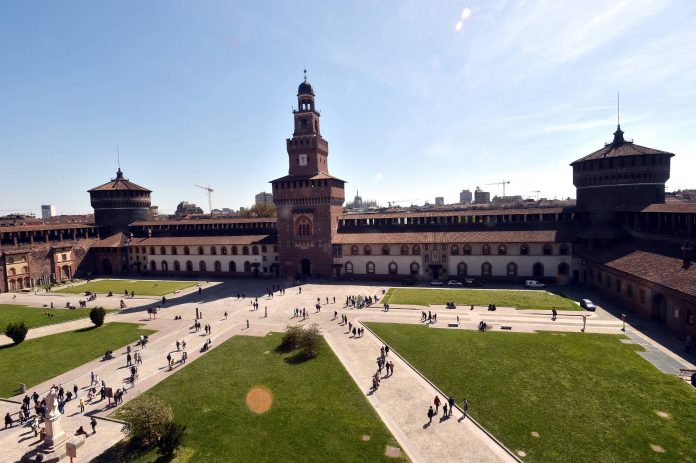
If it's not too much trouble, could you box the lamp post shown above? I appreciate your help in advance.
[621,313,626,331]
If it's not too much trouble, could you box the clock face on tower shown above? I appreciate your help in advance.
[298,154,308,166]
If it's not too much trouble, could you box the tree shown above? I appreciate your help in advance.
[89,307,106,327]
[120,395,173,444]
[298,323,322,359]
[5,321,28,344]
[279,325,304,351]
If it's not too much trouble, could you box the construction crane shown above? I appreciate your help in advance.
[387,199,418,207]
[194,184,214,215]
[529,190,541,201]
[485,180,511,197]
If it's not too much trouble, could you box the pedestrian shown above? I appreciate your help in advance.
[448,397,455,417]
[73,384,78,398]
[462,398,469,419]
[225,311,228,319]
[5,412,13,428]
[552,308,557,321]
[90,417,97,434]
[246,319,249,329]
[127,353,132,366]
[166,353,171,366]
[427,406,434,425]
[182,340,186,350]
[434,395,441,413]
[385,345,390,356]
[79,398,85,413]
[176,341,180,351]
[443,404,448,418]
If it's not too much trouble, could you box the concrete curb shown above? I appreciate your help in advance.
[361,322,524,463]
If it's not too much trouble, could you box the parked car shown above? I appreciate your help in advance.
[400,279,418,286]
[525,280,545,288]
[463,278,482,287]
[580,299,596,311]
[430,280,444,286]
[447,280,463,287]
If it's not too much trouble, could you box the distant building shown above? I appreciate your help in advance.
[435,197,445,206]
[345,190,378,209]
[474,187,491,204]
[492,195,524,206]
[175,201,203,216]
[459,190,472,204]
[41,205,56,219]
[255,192,274,207]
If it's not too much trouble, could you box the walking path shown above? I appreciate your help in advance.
[1,280,693,463]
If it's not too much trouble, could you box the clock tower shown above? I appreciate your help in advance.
[271,74,346,279]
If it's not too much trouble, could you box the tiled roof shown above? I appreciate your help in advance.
[339,207,570,220]
[93,233,130,248]
[0,223,96,233]
[638,203,696,213]
[589,241,696,298]
[130,218,277,226]
[88,169,151,192]
[270,173,346,183]
[571,127,673,164]
[131,235,274,246]
[334,229,571,244]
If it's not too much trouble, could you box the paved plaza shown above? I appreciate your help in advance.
[0,279,694,463]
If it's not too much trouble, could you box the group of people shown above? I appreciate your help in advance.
[337,313,365,338]
[345,294,379,309]
[370,345,394,391]
[426,395,469,425]
[421,311,438,323]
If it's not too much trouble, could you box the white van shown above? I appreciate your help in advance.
[525,280,545,288]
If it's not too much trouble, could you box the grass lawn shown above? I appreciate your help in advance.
[367,323,696,463]
[55,279,197,297]
[0,304,114,332]
[97,334,408,463]
[0,322,155,397]
[382,287,580,310]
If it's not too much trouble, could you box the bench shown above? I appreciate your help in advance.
[501,326,512,330]
[679,368,696,379]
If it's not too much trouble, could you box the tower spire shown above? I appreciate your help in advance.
[617,91,620,129]
[116,146,123,178]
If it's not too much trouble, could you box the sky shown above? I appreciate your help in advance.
[1,0,695,215]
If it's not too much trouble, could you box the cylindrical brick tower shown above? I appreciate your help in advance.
[89,169,153,233]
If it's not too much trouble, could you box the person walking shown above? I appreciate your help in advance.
[176,341,180,351]
[443,403,449,419]
[427,406,434,425]
[90,417,97,434]
[552,308,557,321]
[448,397,455,417]
[462,398,469,419]
[127,353,132,366]
[79,398,85,413]
[73,384,78,398]
[246,320,249,329]
[434,395,441,414]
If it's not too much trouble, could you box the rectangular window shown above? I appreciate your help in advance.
[627,284,633,298]
[687,309,694,326]
[639,289,646,304]
[616,279,622,293]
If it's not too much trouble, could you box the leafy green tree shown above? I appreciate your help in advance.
[5,321,28,344]
[89,307,106,327]
[120,395,173,444]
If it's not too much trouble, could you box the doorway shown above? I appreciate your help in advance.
[300,258,311,276]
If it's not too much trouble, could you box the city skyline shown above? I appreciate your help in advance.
[1,0,695,216]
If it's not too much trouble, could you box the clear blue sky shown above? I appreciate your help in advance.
[1,0,695,215]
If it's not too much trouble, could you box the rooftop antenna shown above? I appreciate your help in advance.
[117,146,121,170]
[617,92,620,128]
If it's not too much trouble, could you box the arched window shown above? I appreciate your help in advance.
[382,245,390,255]
[424,254,430,262]
[345,262,354,274]
[413,245,421,255]
[149,246,156,255]
[507,262,518,277]
[9,268,16,276]
[232,246,238,255]
[481,262,492,277]
[273,245,279,252]
[252,246,259,255]
[543,244,553,255]
[520,244,529,255]
[242,246,249,255]
[199,261,207,272]
[498,244,507,255]
[184,246,190,255]
[211,246,217,255]
[388,262,398,275]
[296,217,312,236]
[161,260,169,271]
[173,260,181,272]
[482,244,491,255]
[364,245,372,255]
[150,261,157,271]
[451,245,459,255]
[351,245,359,255]
[559,243,569,255]
[214,261,222,272]
[533,262,544,277]
[463,244,472,255]
[160,246,167,255]
[221,246,227,255]
[457,262,467,276]
[186,260,193,271]
[401,245,409,255]
[558,262,569,276]
[244,261,252,273]
[198,246,205,255]
[366,262,375,274]
[229,261,236,272]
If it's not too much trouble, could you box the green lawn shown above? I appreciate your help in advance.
[382,287,580,310]
[0,322,155,397]
[367,323,696,463]
[0,304,113,332]
[55,279,197,296]
[97,334,407,463]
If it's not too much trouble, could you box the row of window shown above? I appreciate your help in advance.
[349,243,568,256]
[135,245,277,256]
[7,266,29,276]
[149,260,259,273]
[344,261,569,277]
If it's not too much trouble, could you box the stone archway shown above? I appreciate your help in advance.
[300,258,311,276]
